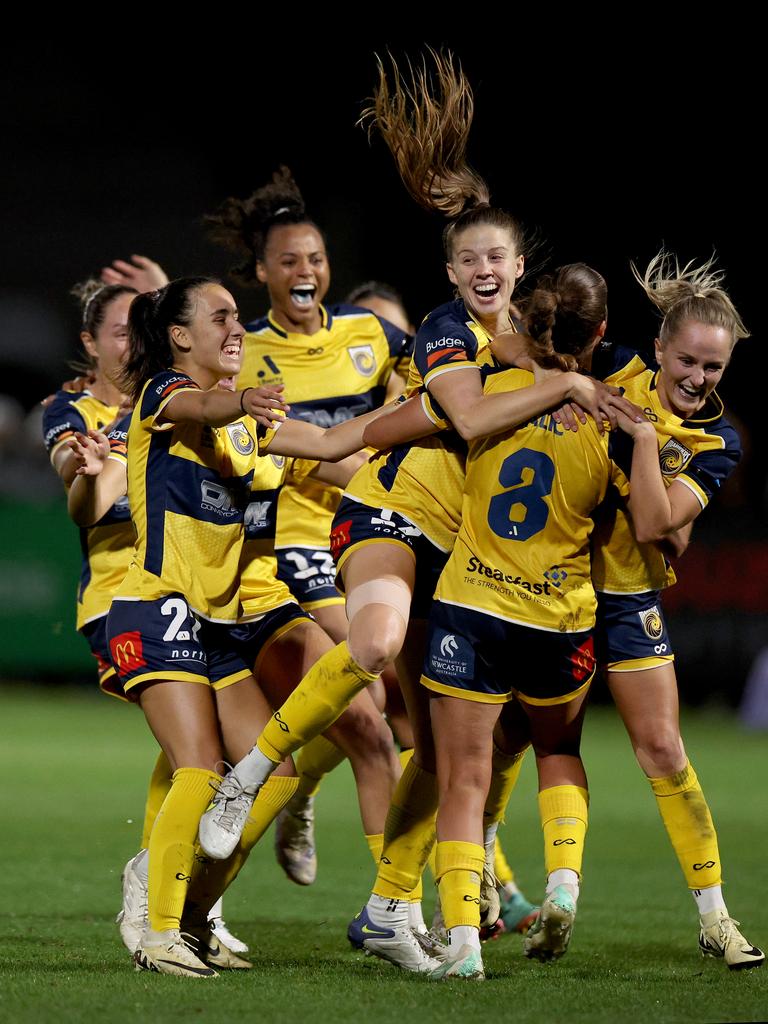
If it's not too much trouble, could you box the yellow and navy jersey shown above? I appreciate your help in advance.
[345,300,504,552]
[239,302,412,551]
[238,452,318,620]
[42,389,134,629]
[115,370,271,623]
[590,344,741,594]
[434,367,628,633]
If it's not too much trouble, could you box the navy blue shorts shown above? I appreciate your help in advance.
[330,496,449,620]
[80,615,125,701]
[228,602,313,675]
[421,600,596,705]
[275,546,343,609]
[106,594,251,699]
[595,591,674,670]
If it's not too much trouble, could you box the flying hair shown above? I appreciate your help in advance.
[632,249,749,346]
[361,48,523,260]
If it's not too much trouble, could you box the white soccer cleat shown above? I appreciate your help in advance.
[524,884,576,962]
[411,925,450,961]
[133,929,218,978]
[347,906,442,973]
[479,864,501,929]
[209,914,249,955]
[274,794,317,885]
[198,771,260,860]
[699,910,764,971]
[115,850,148,954]
[428,942,485,981]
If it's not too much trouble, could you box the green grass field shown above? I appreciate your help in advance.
[1,684,766,1024]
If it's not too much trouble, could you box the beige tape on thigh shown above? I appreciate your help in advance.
[345,578,413,628]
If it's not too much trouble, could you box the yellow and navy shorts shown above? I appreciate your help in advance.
[595,590,674,672]
[330,495,449,619]
[228,602,313,678]
[421,600,596,706]
[106,594,252,699]
[275,546,344,610]
[80,614,126,702]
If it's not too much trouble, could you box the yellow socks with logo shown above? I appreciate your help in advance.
[186,775,299,919]
[539,785,589,876]
[257,642,378,763]
[373,757,437,900]
[650,761,722,889]
[148,767,220,932]
[435,840,485,930]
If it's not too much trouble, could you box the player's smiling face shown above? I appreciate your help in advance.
[446,224,524,332]
[257,223,330,334]
[81,291,134,387]
[654,320,732,418]
[171,284,244,388]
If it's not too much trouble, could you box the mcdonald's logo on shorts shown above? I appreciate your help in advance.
[570,636,595,682]
[110,631,146,674]
[330,519,352,560]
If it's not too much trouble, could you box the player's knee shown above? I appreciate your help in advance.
[636,729,686,777]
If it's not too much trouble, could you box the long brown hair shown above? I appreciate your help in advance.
[362,49,524,261]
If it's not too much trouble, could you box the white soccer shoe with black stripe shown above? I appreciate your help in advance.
[699,910,764,971]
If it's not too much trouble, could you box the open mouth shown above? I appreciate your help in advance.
[473,282,500,301]
[222,342,241,359]
[290,284,317,307]
[677,383,701,400]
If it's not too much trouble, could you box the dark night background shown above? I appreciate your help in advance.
[1,31,765,702]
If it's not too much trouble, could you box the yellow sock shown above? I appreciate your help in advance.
[435,840,484,930]
[140,751,173,849]
[373,758,437,900]
[399,748,414,770]
[187,776,300,920]
[650,761,722,889]
[296,736,346,799]
[399,751,438,885]
[258,642,378,762]
[148,767,219,933]
[485,745,526,822]
[366,832,384,865]
[494,837,515,887]
[539,785,589,877]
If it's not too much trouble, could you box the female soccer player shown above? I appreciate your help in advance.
[589,252,764,971]
[197,54,633,969]
[73,276,395,978]
[42,280,137,698]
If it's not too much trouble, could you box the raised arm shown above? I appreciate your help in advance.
[67,431,128,526]
[160,385,288,429]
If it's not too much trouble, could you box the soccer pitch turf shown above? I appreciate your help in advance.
[1,684,766,1024]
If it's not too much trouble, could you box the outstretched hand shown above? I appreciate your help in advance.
[67,430,110,476]
[100,255,169,292]
[240,385,290,429]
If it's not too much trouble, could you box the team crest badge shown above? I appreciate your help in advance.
[658,437,692,476]
[638,606,664,640]
[270,454,286,469]
[225,421,255,456]
[347,344,376,378]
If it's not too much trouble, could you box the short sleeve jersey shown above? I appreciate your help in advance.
[238,303,412,551]
[43,390,134,628]
[345,298,499,551]
[115,370,273,623]
[434,368,628,633]
[590,345,741,594]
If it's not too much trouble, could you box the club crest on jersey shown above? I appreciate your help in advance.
[225,421,255,455]
[658,437,692,476]
[270,454,286,469]
[347,344,376,377]
[638,606,664,640]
